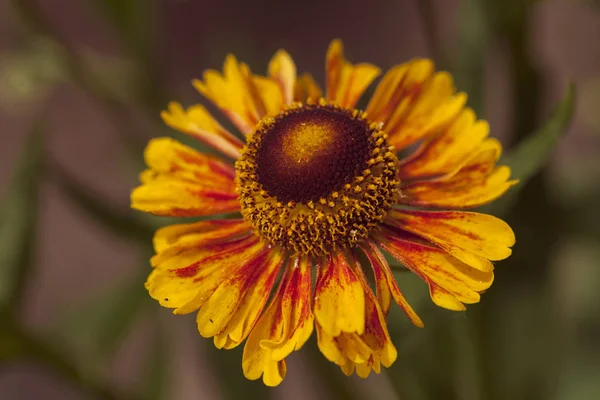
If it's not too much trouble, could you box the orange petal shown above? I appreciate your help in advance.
[314,252,365,336]
[316,259,397,378]
[193,55,283,135]
[386,210,515,271]
[366,60,466,151]
[161,102,243,159]
[242,256,314,386]
[360,243,423,327]
[376,229,494,311]
[399,139,518,209]
[398,108,489,179]
[268,49,297,106]
[146,234,263,314]
[326,39,380,109]
[294,73,323,103]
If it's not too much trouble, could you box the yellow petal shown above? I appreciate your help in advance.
[131,179,239,217]
[326,39,380,108]
[268,49,296,105]
[366,59,434,123]
[314,252,365,336]
[376,229,494,311]
[398,108,489,179]
[386,210,515,271]
[294,73,323,103]
[367,60,466,151]
[316,261,397,377]
[400,139,518,209]
[160,102,243,159]
[193,54,283,135]
[142,137,235,186]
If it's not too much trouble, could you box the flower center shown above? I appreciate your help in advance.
[236,102,400,256]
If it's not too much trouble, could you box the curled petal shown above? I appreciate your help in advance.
[376,229,494,311]
[366,61,466,151]
[385,210,515,271]
[314,252,365,336]
[161,102,243,159]
[294,73,323,103]
[400,139,518,209]
[316,258,397,378]
[193,55,283,135]
[398,108,488,179]
[131,138,239,216]
[360,242,423,327]
[326,39,380,109]
[242,256,314,386]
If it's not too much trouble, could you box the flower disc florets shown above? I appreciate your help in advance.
[235,100,400,256]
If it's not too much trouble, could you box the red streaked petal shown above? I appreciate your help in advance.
[146,234,263,314]
[199,249,284,349]
[242,256,314,387]
[152,219,251,255]
[261,256,314,360]
[386,209,515,271]
[131,180,239,217]
[399,139,518,209]
[131,138,239,217]
[314,252,365,336]
[360,242,424,327]
[376,229,494,311]
[316,259,397,378]
[326,39,380,109]
[366,60,466,152]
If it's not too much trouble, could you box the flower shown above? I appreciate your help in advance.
[131,40,517,386]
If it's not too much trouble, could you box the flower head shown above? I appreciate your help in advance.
[131,40,517,386]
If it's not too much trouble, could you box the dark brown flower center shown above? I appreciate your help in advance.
[255,106,373,203]
[235,101,400,256]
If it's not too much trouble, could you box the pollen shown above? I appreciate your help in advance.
[235,101,400,256]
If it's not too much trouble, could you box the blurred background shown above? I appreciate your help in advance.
[0,0,599,399]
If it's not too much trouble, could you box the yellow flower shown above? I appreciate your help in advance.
[131,40,517,386]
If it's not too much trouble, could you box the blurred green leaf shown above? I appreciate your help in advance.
[482,84,575,215]
[0,125,43,307]
[503,84,576,182]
